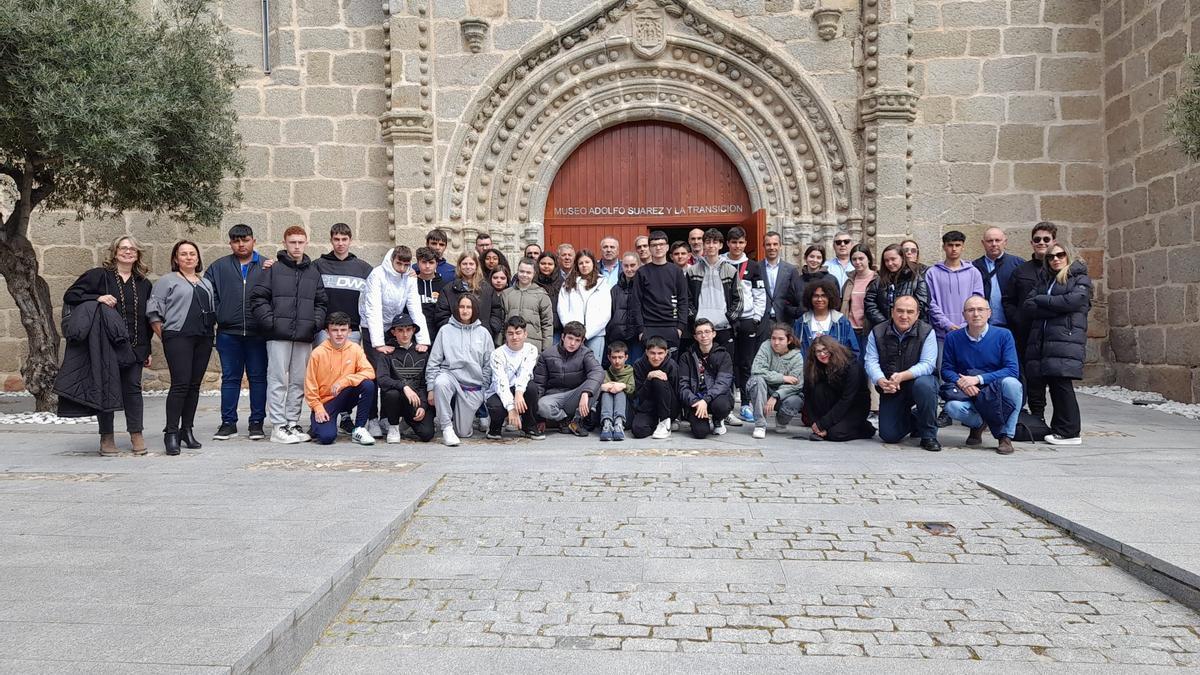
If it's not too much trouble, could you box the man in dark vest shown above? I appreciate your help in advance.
[864,295,941,451]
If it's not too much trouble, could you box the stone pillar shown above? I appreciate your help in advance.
[381,1,436,246]
[857,0,918,250]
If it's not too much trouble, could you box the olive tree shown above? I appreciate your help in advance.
[1169,55,1200,160]
[0,0,244,410]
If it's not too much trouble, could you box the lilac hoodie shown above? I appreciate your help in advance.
[925,261,984,339]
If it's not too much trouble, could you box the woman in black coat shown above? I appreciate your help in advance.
[801,335,875,442]
[535,252,563,340]
[864,243,930,325]
[1022,244,1092,445]
[62,236,154,456]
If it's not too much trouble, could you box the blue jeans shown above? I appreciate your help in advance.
[310,381,376,445]
[877,374,939,443]
[215,333,268,426]
[944,377,1023,439]
[585,336,605,361]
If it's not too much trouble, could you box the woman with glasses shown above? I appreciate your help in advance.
[62,236,154,456]
[1021,243,1092,445]
[899,239,928,275]
[801,335,875,442]
[865,243,929,326]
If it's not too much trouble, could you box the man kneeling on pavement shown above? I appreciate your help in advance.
[304,312,376,445]
[940,295,1022,455]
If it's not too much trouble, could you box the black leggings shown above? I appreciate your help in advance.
[380,388,436,442]
[163,335,213,433]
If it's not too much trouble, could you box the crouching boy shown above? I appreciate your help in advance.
[304,312,376,445]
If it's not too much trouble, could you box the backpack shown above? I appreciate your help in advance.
[1013,411,1051,442]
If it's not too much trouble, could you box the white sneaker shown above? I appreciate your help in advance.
[724,412,743,427]
[352,427,376,445]
[442,427,461,447]
[366,418,383,438]
[714,421,727,436]
[271,425,299,444]
[752,427,766,439]
[386,425,402,444]
[289,424,311,442]
[1044,434,1081,445]
[651,418,671,440]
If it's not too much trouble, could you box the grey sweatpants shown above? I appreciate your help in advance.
[538,383,592,423]
[747,374,803,429]
[266,340,311,426]
[430,372,485,438]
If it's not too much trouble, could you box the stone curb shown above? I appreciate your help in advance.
[977,481,1200,612]
[241,477,441,674]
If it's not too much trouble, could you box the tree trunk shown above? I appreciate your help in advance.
[0,231,60,412]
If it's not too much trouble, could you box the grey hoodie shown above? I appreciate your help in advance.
[425,316,493,389]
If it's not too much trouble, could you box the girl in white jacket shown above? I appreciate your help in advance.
[557,250,612,359]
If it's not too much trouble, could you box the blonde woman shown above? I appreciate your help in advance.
[62,236,154,456]
[1021,243,1092,445]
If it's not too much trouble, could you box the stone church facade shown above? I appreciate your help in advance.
[4,0,1199,401]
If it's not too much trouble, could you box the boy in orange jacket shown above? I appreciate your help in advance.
[304,312,376,445]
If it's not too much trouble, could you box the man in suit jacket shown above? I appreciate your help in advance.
[757,231,800,342]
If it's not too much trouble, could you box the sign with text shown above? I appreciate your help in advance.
[551,203,746,218]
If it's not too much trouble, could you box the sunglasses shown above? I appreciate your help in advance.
[1049,251,1069,260]
[1032,236,1053,244]
[900,247,917,253]
[834,239,852,245]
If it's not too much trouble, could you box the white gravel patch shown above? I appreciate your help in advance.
[0,412,96,425]
[1078,385,1200,421]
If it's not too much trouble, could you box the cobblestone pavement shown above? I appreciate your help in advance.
[318,473,1200,666]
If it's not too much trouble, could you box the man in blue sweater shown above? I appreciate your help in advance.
[941,296,1022,455]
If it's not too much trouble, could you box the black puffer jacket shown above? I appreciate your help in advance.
[531,341,604,397]
[1022,260,1092,380]
[1004,258,1046,344]
[433,279,505,338]
[606,275,638,346]
[678,343,735,405]
[249,251,328,342]
[54,302,139,417]
[864,267,930,325]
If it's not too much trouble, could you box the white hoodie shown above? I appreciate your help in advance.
[557,277,612,340]
[359,250,431,348]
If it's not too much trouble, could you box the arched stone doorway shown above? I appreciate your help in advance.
[543,121,763,255]
[439,0,863,257]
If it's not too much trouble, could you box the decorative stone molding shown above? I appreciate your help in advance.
[812,7,842,41]
[859,88,919,123]
[379,110,433,143]
[460,18,489,54]
[441,0,861,244]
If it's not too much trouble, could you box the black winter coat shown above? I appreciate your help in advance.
[249,252,328,342]
[433,280,505,339]
[54,302,139,417]
[678,344,735,405]
[864,267,930,326]
[1022,261,1092,380]
[802,359,876,442]
[1005,258,1047,344]
[536,272,564,333]
[531,342,604,397]
[606,275,638,345]
[63,267,152,361]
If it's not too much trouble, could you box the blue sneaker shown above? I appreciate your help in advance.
[739,405,754,423]
[599,419,613,441]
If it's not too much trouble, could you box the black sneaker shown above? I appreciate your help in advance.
[936,411,953,428]
[339,414,354,436]
[247,422,265,441]
[524,429,547,441]
[485,430,503,440]
[213,423,237,440]
[921,437,943,452]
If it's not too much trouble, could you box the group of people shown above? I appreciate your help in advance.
[55,220,1091,455]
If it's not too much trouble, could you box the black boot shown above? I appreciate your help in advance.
[180,428,202,449]
[163,432,181,456]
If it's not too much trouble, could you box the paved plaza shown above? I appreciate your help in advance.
[1,393,1198,673]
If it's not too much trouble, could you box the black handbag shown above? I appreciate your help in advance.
[1013,411,1051,442]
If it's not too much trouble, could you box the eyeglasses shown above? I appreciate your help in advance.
[117,246,139,253]
[900,247,917,253]
[813,348,829,356]
[964,307,990,314]
[1049,251,1069,260]
[834,239,852,245]
[1032,236,1053,244]
[694,329,715,336]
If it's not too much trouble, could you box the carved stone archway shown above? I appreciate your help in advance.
[440,0,862,255]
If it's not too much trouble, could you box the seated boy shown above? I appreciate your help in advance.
[486,316,544,440]
[631,337,678,439]
[598,341,635,441]
[304,312,376,445]
[377,311,435,443]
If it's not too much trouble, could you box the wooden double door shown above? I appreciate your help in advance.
[544,121,763,257]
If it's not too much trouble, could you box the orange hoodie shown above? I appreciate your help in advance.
[304,339,376,416]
